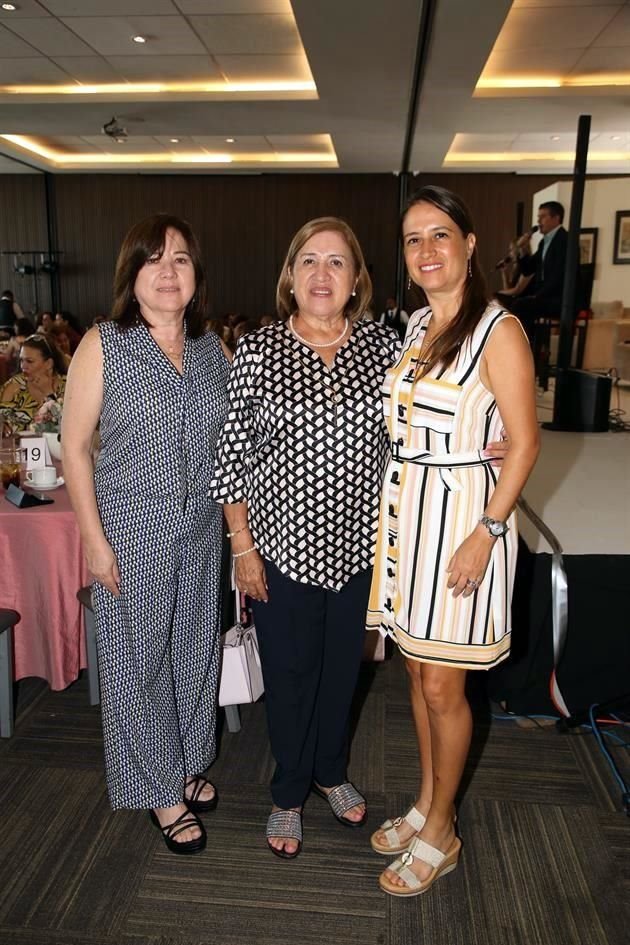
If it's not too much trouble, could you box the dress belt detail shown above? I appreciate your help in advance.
[390,443,492,492]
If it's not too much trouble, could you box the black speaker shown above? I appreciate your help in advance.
[545,368,611,432]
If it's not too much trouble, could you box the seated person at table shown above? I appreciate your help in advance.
[36,311,54,333]
[0,333,66,434]
[55,310,84,354]
[50,320,73,359]
[5,317,35,369]
[0,289,24,337]
[496,201,567,342]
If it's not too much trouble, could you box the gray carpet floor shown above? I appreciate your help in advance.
[1,655,628,945]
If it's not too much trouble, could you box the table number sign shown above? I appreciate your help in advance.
[19,435,52,470]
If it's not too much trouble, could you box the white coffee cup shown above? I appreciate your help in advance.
[26,466,58,486]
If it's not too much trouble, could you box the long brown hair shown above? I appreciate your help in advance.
[276,216,372,322]
[403,186,489,376]
[111,214,207,338]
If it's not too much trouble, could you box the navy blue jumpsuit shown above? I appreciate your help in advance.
[92,321,229,809]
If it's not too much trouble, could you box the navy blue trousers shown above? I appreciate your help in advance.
[251,562,371,809]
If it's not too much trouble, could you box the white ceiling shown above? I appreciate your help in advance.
[0,0,628,174]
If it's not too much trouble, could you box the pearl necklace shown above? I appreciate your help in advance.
[289,315,349,348]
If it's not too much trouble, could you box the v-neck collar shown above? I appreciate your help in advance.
[138,321,191,379]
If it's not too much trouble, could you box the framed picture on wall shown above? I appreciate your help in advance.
[579,228,598,266]
[613,210,630,265]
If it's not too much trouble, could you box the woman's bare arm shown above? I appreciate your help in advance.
[446,318,540,596]
[61,328,120,596]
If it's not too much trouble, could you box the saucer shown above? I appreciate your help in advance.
[24,476,64,492]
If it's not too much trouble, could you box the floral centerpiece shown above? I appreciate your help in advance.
[30,397,63,434]
[30,397,63,460]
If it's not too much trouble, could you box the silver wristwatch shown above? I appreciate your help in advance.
[479,515,508,538]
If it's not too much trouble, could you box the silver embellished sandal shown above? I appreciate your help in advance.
[312,782,367,828]
[370,804,426,855]
[266,809,303,859]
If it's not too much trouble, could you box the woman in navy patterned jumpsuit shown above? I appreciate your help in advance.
[62,215,230,855]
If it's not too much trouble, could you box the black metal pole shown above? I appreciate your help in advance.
[555,115,590,379]
[396,173,411,305]
[44,172,60,313]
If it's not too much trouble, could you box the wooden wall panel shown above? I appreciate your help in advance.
[52,173,400,323]
[0,174,50,320]
[5,170,626,328]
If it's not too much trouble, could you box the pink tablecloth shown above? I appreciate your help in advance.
[0,474,89,689]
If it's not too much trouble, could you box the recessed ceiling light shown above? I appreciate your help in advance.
[611,135,621,141]
[226,137,235,143]
[170,138,179,143]
[1,3,18,10]
[132,35,147,44]
[551,135,561,141]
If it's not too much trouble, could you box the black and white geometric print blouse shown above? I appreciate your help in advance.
[210,318,401,591]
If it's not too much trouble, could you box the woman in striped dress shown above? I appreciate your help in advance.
[367,186,539,897]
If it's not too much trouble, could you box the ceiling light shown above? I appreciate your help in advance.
[0,80,317,99]
[170,138,179,143]
[132,35,147,44]
[1,4,18,10]
[226,137,235,143]
[611,135,621,141]
[551,135,560,141]
[0,134,338,167]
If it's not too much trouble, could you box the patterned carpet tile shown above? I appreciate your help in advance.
[389,797,623,945]
[210,703,275,788]
[0,931,159,945]
[1,680,104,771]
[569,729,629,814]
[124,789,387,944]
[383,703,596,807]
[0,762,155,936]
[347,691,386,795]
[3,669,628,945]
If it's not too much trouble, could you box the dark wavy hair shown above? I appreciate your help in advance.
[111,214,207,338]
[402,185,489,377]
[22,333,67,376]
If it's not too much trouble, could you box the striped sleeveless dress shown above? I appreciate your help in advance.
[366,304,518,669]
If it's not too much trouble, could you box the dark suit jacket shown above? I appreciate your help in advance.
[519,227,567,311]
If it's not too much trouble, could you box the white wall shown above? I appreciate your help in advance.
[533,178,630,304]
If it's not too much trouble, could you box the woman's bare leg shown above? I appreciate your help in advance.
[372,657,433,848]
[383,664,470,887]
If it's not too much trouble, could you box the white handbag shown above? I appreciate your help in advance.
[218,590,264,706]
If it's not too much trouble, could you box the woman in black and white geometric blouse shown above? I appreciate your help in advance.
[210,217,400,858]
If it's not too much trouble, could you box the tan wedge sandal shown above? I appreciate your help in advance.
[379,835,462,897]
[370,805,426,855]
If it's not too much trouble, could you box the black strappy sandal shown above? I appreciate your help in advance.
[149,808,207,855]
[184,775,219,814]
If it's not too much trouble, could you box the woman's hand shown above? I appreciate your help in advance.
[86,537,121,597]
[446,527,494,598]
[234,548,268,603]
[483,427,509,468]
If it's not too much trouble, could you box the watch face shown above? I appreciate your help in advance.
[489,520,506,537]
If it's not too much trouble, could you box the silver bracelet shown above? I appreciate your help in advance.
[232,546,257,559]
[227,525,247,539]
